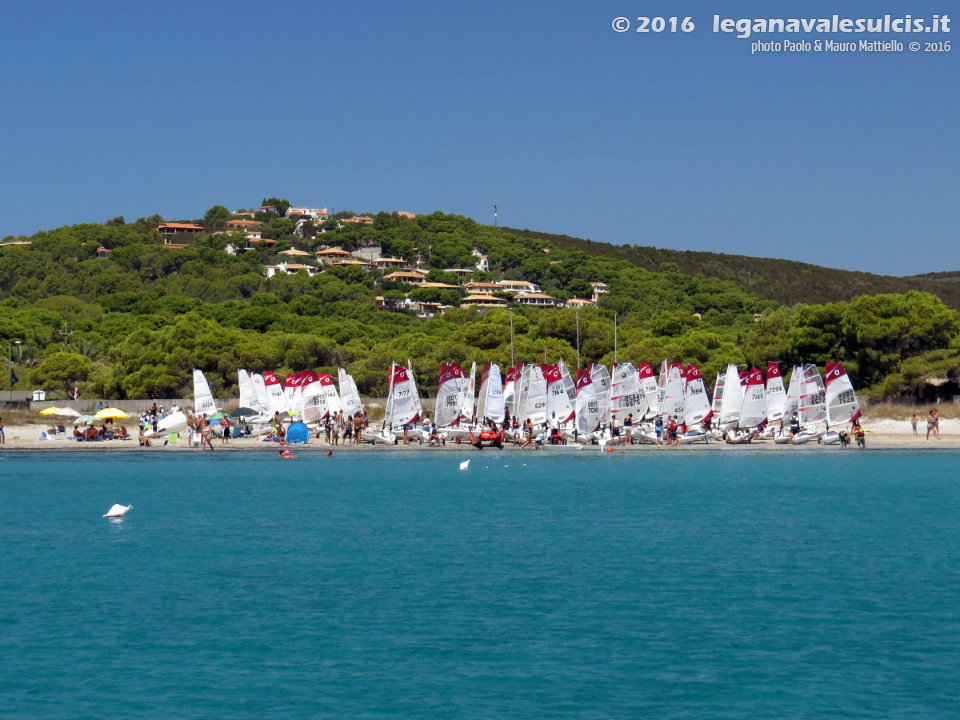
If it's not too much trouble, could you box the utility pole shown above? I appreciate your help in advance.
[493,200,498,227]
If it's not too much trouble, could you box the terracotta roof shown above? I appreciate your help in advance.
[158,222,204,231]
[316,248,354,256]
[226,219,260,227]
[278,249,313,257]
[384,271,427,281]
[419,282,460,289]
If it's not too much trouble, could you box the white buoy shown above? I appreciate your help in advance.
[103,504,132,518]
[459,460,470,471]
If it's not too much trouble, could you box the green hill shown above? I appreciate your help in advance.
[0,207,958,402]
[505,228,960,310]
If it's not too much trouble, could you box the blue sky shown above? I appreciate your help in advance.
[0,0,955,275]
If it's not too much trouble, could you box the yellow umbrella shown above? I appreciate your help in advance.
[39,407,61,416]
[95,408,129,420]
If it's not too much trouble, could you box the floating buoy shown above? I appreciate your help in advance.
[605,447,613,453]
[103,504,132,518]
[459,460,470,471]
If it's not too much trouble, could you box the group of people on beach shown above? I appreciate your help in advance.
[913,409,942,439]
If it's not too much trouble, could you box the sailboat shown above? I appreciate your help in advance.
[718,364,744,430]
[661,363,687,423]
[610,362,645,436]
[679,364,713,443]
[434,362,471,440]
[373,362,421,444]
[575,364,602,441]
[542,363,575,439]
[476,363,505,425]
[503,365,517,416]
[822,362,861,445]
[301,372,342,424]
[193,369,218,416]
[338,368,363,418]
[764,362,787,433]
[637,363,659,421]
[791,363,827,444]
[727,367,765,443]
[263,372,289,417]
[774,365,802,444]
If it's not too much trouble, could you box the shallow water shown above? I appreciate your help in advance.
[1,450,959,718]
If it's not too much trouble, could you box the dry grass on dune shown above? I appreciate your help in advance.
[862,400,960,421]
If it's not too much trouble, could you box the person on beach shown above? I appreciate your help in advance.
[0,416,4,444]
[520,418,534,450]
[854,424,866,449]
[911,414,918,435]
[610,415,620,445]
[219,417,231,444]
[353,412,363,444]
[139,427,152,447]
[927,409,940,439]
[624,413,634,444]
[655,416,663,445]
[201,414,215,451]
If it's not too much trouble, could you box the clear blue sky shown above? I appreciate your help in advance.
[0,0,955,275]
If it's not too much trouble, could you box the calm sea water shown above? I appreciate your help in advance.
[1,449,959,719]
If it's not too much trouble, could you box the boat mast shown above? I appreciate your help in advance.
[614,313,618,365]
[510,311,515,368]
[576,308,580,371]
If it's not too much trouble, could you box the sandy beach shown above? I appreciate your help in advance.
[1,417,956,453]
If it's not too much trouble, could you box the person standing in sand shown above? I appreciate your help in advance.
[911,414,918,435]
[926,409,940,439]
[0,416,4,445]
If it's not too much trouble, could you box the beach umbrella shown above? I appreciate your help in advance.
[95,408,129,420]
[39,407,61,416]
[76,415,97,424]
[53,408,82,417]
[208,412,227,420]
[230,407,258,419]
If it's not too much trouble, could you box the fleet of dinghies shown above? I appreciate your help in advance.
[175,359,859,446]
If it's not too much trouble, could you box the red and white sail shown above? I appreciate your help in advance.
[783,366,801,420]
[637,363,659,419]
[825,362,860,425]
[541,363,575,424]
[476,363,505,423]
[436,362,469,427]
[711,371,725,421]
[576,365,600,434]
[460,361,476,424]
[299,371,323,421]
[738,367,767,428]
[765,362,786,423]
[683,364,712,426]
[263,372,288,416]
[383,362,420,430]
[519,364,548,425]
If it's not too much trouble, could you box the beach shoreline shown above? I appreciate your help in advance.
[1,418,955,453]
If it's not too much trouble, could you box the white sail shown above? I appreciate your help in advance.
[338,368,363,418]
[683,364,712,426]
[436,362,469,428]
[765,362,787,423]
[637,363,659,419]
[251,373,271,417]
[798,363,827,426]
[238,369,257,410]
[514,364,529,422]
[825,362,859,425]
[407,360,424,422]
[610,362,644,421]
[783,366,801,420]
[738,367,767,428]
[523,365,548,426]
[192,369,217,415]
[591,363,611,428]
[655,359,668,417]
[558,359,577,405]
[711,372,725,420]
[719,364,743,426]
[460,361,476,424]
[661,363,686,420]
[503,366,517,415]
[283,373,298,409]
[477,363,505,423]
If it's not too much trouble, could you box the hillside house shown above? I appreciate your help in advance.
[265,263,319,278]
[371,257,411,271]
[158,222,204,236]
[515,292,556,308]
[461,295,508,309]
[498,280,540,294]
[383,271,428,286]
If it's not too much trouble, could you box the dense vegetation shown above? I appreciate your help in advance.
[1,207,958,402]
[508,228,960,310]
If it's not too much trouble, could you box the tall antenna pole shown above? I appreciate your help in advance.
[510,311,514,367]
[576,309,580,371]
[493,200,498,227]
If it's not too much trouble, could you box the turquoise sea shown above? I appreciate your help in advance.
[2,449,959,718]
